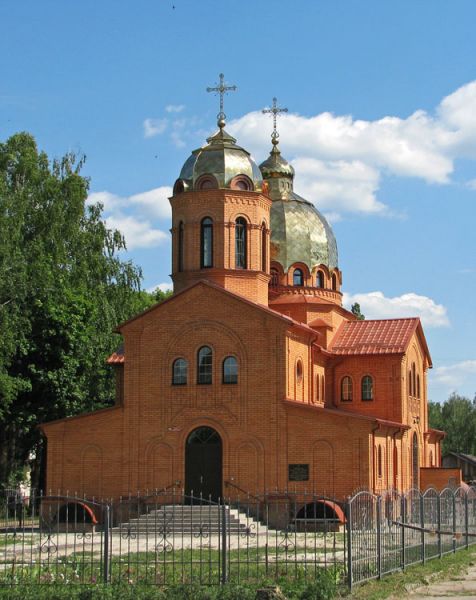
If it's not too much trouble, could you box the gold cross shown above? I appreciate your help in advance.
[206,73,237,126]
[262,97,288,144]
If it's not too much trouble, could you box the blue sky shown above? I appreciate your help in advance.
[1,0,475,404]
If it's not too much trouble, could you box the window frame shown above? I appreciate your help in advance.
[222,356,238,384]
[235,217,247,269]
[293,268,304,286]
[197,346,213,385]
[172,358,188,386]
[361,375,374,401]
[178,221,184,272]
[200,217,213,268]
[341,375,353,402]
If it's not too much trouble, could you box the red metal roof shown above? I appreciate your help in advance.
[107,345,124,364]
[329,318,420,355]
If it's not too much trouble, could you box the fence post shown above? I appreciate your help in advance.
[346,499,353,590]
[103,504,110,584]
[420,493,425,564]
[221,500,228,585]
[452,493,457,554]
[376,496,382,579]
[437,492,442,558]
[465,492,469,550]
[401,494,406,570]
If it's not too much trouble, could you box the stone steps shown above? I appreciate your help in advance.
[112,504,261,535]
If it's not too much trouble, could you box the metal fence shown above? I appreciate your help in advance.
[0,489,345,587]
[1,485,475,589]
[347,485,476,588]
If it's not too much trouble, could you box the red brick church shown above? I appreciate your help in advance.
[40,83,449,501]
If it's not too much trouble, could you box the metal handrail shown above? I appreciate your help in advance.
[224,480,261,502]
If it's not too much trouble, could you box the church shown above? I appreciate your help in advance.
[40,77,449,502]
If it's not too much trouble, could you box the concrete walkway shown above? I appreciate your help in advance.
[409,561,476,598]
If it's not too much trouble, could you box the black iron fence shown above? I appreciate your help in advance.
[1,485,475,589]
[0,489,345,586]
[347,485,476,588]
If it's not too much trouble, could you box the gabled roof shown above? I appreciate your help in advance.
[329,317,432,364]
[107,345,124,364]
[283,399,410,431]
[107,280,318,363]
[447,452,476,466]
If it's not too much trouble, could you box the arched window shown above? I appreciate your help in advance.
[172,358,187,385]
[412,362,416,397]
[261,223,267,272]
[200,217,213,268]
[331,273,337,291]
[196,175,218,190]
[417,374,421,399]
[321,375,325,403]
[223,356,238,384]
[408,370,412,396]
[178,221,184,272]
[341,376,353,402]
[235,217,247,269]
[296,360,303,382]
[316,270,324,288]
[293,268,303,286]
[230,175,253,191]
[377,446,383,478]
[197,346,212,384]
[270,268,279,287]
[315,374,320,403]
[429,450,434,467]
[361,375,373,401]
[412,433,419,488]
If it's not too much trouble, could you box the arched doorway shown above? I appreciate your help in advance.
[185,426,222,500]
[412,433,419,489]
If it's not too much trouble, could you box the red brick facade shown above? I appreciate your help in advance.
[40,131,449,500]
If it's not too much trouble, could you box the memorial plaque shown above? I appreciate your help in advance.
[288,464,309,481]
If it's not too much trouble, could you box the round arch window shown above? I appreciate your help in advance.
[296,360,303,382]
[230,175,253,191]
[196,175,218,190]
[293,268,304,286]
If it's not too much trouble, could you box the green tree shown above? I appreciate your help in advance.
[0,133,152,487]
[428,393,476,457]
[351,302,365,320]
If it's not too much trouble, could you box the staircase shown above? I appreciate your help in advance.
[113,504,261,535]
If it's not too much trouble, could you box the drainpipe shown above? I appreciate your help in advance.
[372,422,380,493]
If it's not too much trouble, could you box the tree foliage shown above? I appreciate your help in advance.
[428,393,476,457]
[0,133,154,486]
[351,302,365,320]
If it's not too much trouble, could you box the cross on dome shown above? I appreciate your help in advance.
[206,73,237,129]
[262,97,288,147]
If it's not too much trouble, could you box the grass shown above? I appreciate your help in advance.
[348,547,476,599]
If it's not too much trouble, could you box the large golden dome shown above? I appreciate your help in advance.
[174,126,263,193]
[259,145,338,273]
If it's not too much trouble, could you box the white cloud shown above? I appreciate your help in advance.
[88,186,172,220]
[165,104,185,113]
[147,281,173,293]
[105,215,169,250]
[292,158,386,215]
[343,291,450,328]
[143,118,168,138]
[467,179,476,190]
[87,187,172,250]
[430,360,476,390]
[226,80,476,217]
[128,187,172,219]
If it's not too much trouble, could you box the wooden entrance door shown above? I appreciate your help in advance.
[185,427,222,500]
